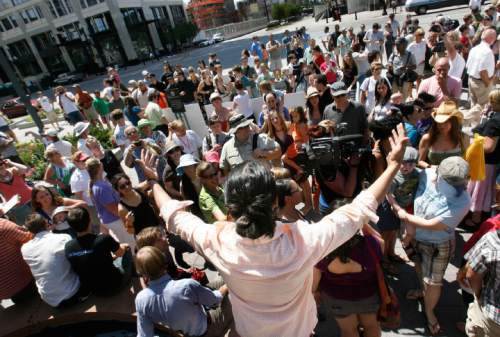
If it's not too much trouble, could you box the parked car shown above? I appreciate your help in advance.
[405,0,469,15]
[52,72,84,85]
[199,39,215,47]
[0,97,38,119]
[213,33,224,43]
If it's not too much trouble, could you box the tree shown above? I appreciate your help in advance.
[271,4,286,20]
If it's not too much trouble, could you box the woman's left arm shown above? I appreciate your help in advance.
[63,197,89,211]
[483,136,499,154]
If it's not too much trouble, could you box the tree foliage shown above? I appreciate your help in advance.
[271,4,301,20]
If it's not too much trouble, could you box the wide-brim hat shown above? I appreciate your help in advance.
[74,121,90,137]
[176,154,199,176]
[137,119,154,129]
[306,87,320,99]
[228,114,252,134]
[209,92,222,102]
[432,100,463,124]
[52,206,68,221]
[165,140,182,154]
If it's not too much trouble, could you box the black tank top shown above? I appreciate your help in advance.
[119,189,159,235]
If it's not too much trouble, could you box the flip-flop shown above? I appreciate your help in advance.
[427,320,441,336]
[406,289,423,300]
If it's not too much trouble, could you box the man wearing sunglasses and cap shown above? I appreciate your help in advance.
[323,81,369,139]
[219,114,280,174]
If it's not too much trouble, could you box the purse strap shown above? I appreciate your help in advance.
[365,237,391,304]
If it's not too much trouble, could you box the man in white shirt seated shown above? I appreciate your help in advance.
[21,214,89,307]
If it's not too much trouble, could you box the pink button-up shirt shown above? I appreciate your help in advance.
[418,75,462,108]
[161,191,379,337]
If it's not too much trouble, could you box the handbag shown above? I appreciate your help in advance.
[400,52,418,83]
[366,240,401,329]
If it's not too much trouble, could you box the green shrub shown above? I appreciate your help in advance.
[62,125,113,150]
[17,141,47,181]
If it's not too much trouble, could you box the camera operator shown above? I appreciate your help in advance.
[311,121,363,216]
[323,82,369,139]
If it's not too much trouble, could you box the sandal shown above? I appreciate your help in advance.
[406,289,423,300]
[427,320,441,336]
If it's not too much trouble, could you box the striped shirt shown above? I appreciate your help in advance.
[465,229,500,324]
[0,219,33,299]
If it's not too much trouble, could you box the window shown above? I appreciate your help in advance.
[32,32,57,50]
[151,6,168,20]
[11,0,30,5]
[8,40,33,58]
[88,13,110,33]
[121,8,144,26]
[170,5,186,24]
[80,0,86,8]
[20,7,43,24]
[50,0,68,17]
[9,15,17,27]
[1,18,12,30]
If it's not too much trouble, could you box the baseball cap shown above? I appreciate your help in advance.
[403,147,418,163]
[228,114,252,134]
[330,81,349,97]
[176,154,200,176]
[46,129,58,137]
[437,156,470,187]
[137,119,154,129]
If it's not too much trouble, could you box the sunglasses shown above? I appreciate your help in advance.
[202,171,218,179]
[118,181,131,189]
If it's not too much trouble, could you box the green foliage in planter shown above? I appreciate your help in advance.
[16,141,47,181]
[62,125,113,150]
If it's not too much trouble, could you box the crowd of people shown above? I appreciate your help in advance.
[1,3,500,337]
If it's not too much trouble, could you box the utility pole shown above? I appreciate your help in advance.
[0,49,44,133]
[263,0,270,22]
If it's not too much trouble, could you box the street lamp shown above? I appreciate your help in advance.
[0,48,44,133]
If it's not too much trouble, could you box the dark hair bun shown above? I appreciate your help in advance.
[225,161,277,240]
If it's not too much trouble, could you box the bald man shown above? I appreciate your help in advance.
[418,57,462,107]
[466,28,497,125]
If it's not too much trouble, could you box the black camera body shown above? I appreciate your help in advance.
[296,124,371,176]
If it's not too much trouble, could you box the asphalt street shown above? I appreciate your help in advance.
[67,3,478,94]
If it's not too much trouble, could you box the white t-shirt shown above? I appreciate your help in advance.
[101,87,113,101]
[233,91,253,118]
[407,40,427,65]
[390,20,400,38]
[449,53,466,79]
[70,168,93,206]
[21,231,80,307]
[352,52,370,76]
[113,122,131,147]
[132,87,155,109]
[58,92,78,113]
[172,130,202,159]
[469,0,481,11]
[38,96,53,112]
[47,140,73,158]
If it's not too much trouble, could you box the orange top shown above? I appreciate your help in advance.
[287,123,309,159]
[157,92,169,109]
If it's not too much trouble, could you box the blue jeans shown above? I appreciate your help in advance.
[66,110,84,125]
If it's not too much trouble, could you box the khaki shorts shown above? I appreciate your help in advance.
[415,240,454,286]
[466,299,500,337]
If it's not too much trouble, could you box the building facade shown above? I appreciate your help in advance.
[186,0,238,30]
[0,0,188,83]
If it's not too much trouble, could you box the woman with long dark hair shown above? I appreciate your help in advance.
[418,101,464,168]
[151,124,408,337]
[369,78,393,122]
[111,173,159,236]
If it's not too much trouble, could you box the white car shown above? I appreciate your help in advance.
[213,33,224,43]
[199,39,215,47]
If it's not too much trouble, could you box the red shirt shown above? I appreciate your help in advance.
[0,172,32,205]
[320,61,337,84]
[0,219,33,299]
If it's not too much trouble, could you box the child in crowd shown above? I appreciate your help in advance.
[387,146,420,248]
[391,92,403,105]
[52,206,76,238]
[232,80,254,120]
[111,109,131,151]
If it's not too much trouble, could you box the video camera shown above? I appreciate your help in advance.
[297,123,371,176]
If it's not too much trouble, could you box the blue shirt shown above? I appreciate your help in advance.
[414,169,471,244]
[250,42,263,60]
[404,122,419,148]
[135,274,223,337]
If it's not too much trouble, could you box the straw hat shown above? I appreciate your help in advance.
[431,101,463,124]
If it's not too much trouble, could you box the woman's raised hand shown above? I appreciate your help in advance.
[387,123,409,167]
